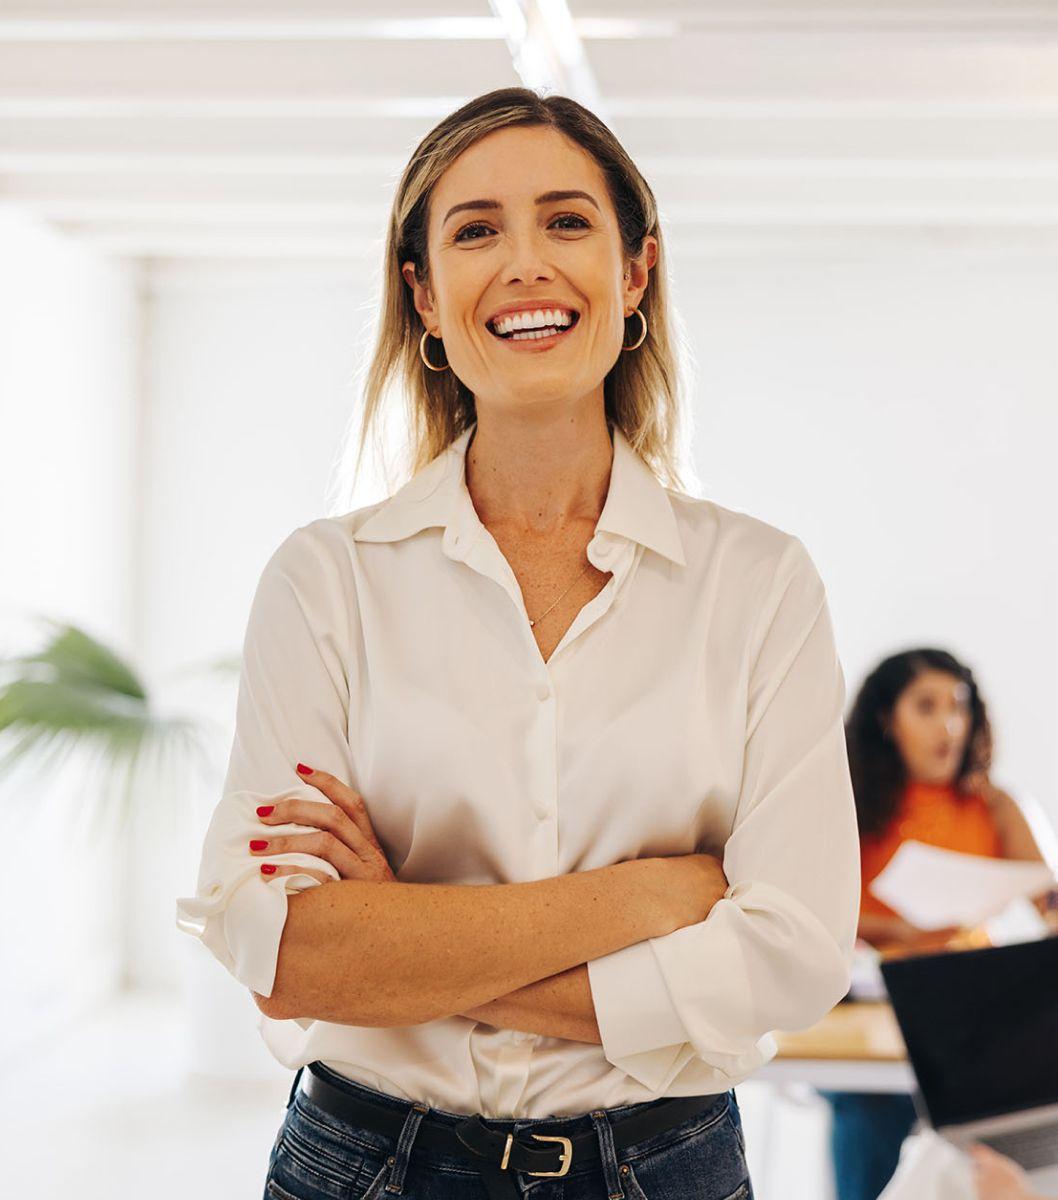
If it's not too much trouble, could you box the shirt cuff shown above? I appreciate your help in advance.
[587,938,691,1091]
[176,868,329,999]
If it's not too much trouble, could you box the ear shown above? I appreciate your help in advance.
[622,235,658,317]
[402,261,440,335]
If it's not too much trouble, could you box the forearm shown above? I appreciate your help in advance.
[267,857,679,1026]
[462,963,602,1044]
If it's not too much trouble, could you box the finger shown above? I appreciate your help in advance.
[293,766,385,854]
[258,862,335,886]
[257,797,378,863]
[250,829,364,878]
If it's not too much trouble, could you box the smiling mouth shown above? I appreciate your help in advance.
[487,312,580,342]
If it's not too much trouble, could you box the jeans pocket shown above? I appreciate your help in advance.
[619,1100,751,1200]
[265,1116,388,1200]
[621,1158,752,1200]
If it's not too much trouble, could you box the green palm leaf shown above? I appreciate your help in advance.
[0,617,237,841]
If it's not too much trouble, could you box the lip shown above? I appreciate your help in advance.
[489,318,579,351]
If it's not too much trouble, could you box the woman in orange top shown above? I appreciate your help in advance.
[821,646,1055,1200]
[852,648,1051,956]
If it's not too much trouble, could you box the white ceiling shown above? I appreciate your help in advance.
[2,0,1057,262]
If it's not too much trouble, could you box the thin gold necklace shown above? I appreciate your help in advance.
[466,427,596,629]
[528,559,593,627]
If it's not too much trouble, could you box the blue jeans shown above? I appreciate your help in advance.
[263,1061,753,1199]
[818,1090,919,1200]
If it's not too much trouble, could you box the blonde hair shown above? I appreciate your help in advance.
[340,86,694,502]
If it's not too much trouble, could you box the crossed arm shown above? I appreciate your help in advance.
[257,926,599,1043]
[460,962,601,1044]
[253,854,705,1041]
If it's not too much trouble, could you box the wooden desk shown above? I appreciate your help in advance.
[757,1001,916,1092]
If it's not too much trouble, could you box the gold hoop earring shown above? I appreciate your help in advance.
[419,328,450,372]
[622,307,647,352]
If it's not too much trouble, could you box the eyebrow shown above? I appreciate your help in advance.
[442,189,601,227]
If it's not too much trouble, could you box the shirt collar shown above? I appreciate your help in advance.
[351,421,687,567]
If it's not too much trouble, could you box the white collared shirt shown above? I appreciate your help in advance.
[176,421,860,1118]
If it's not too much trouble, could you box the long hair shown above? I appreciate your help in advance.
[846,647,994,838]
[334,86,695,504]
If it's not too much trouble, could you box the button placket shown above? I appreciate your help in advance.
[526,673,556,825]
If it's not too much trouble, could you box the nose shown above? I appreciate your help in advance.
[500,229,557,286]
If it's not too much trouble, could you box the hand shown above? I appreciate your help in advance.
[889,915,962,948]
[967,1142,1048,1200]
[665,852,729,928]
[880,918,965,959]
[249,765,397,884]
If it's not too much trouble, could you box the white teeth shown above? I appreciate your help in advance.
[491,308,575,336]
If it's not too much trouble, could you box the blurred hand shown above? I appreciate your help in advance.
[967,1142,1050,1200]
[249,765,397,884]
[889,915,962,948]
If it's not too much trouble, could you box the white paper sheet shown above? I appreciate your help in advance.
[869,841,1055,930]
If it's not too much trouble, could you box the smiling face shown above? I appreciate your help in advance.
[885,669,974,785]
[401,123,657,417]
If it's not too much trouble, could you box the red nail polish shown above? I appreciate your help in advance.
[256,805,274,817]
[260,864,277,874]
[296,763,313,775]
[250,839,268,851]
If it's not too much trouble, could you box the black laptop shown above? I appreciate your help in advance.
[880,935,1058,1191]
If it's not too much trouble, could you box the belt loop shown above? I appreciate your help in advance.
[286,1065,305,1111]
[589,1109,626,1200]
[382,1101,429,1195]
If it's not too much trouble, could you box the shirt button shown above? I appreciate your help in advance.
[536,682,551,701]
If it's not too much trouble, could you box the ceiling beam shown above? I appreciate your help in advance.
[1,6,1057,39]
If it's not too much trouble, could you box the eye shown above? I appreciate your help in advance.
[452,213,591,243]
[552,213,590,231]
[453,222,494,243]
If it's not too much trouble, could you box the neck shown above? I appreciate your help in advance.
[907,776,956,791]
[464,403,614,536]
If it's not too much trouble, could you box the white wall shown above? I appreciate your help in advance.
[0,205,141,1067]
[668,231,1058,824]
[139,259,381,1074]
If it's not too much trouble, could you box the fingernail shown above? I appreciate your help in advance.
[260,864,277,875]
[250,840,268,851]
[256,805,274,817]
[296,763,313,776]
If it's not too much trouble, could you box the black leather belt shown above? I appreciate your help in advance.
[299,1061,729,1200]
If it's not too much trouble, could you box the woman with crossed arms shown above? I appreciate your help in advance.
[177,86,861,1200]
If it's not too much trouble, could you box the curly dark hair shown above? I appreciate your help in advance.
[846,647,993,838]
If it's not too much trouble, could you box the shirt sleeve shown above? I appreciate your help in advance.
[175,520,358,1003]
[586,535,861,1091]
